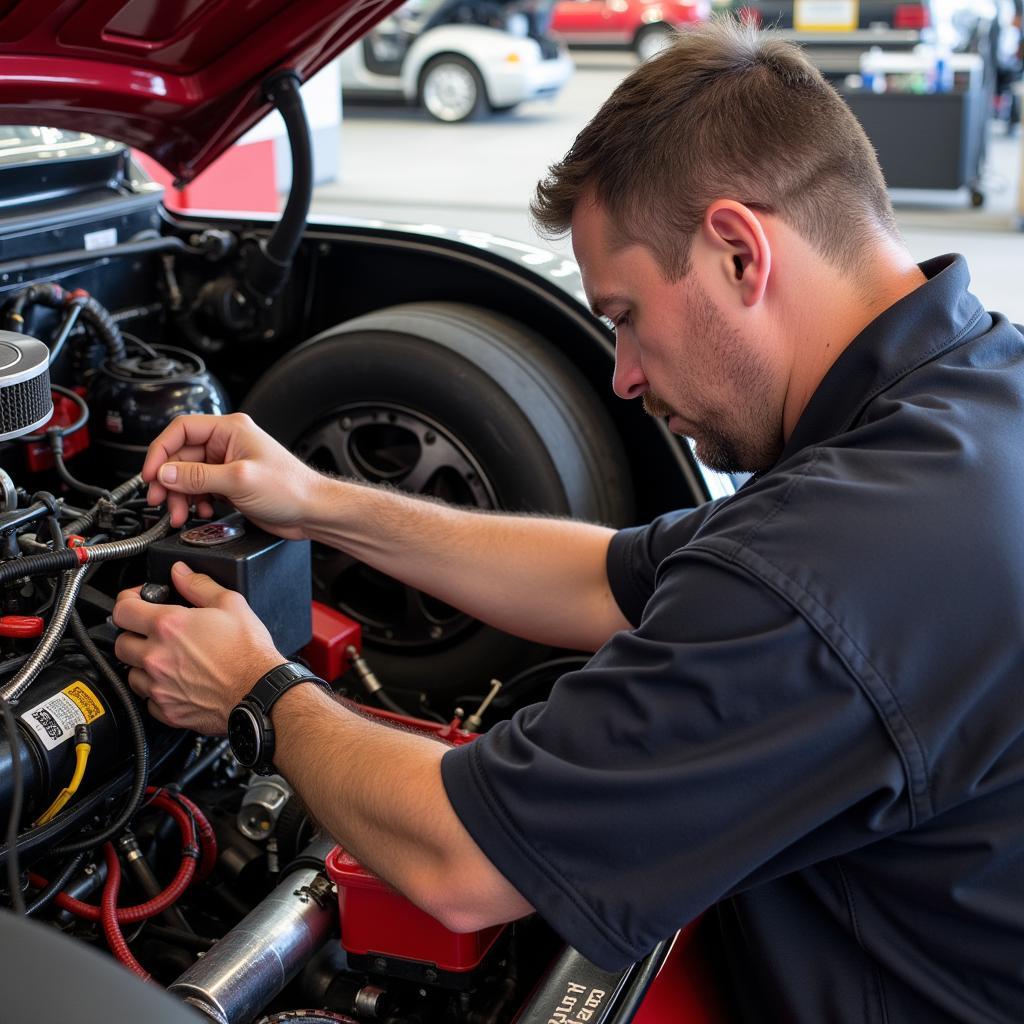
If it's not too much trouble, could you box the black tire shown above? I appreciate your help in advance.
[242,302,632,700]
[418,55,486,123]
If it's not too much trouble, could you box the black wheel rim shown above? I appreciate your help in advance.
[293,403,497,652]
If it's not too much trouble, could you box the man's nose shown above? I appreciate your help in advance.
[612,334,648,400]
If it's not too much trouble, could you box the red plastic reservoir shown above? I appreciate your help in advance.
[325,846,504,972]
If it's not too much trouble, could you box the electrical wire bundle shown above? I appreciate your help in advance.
[27,788,217,978]
[0,479,170,920]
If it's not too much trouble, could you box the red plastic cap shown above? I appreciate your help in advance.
[0,616,45,638]
[325,846,504,972]
[300,601,362,682]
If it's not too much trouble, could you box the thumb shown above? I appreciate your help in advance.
[159,460,232,496]
[171,562,225,607]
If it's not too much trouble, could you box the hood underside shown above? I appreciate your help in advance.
[0,0,404,184]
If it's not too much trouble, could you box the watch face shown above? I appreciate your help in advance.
[228,704,262,768]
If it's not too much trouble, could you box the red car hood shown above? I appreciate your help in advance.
[0,0,403,183]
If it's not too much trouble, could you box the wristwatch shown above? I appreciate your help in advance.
[227,661,328,775]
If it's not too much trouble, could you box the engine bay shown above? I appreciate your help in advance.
[0,279,612,1024]
[0,57,702,1016]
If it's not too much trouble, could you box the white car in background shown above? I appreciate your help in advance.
[339,0,573,121]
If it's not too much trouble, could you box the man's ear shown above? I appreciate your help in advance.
[701,200,771,308]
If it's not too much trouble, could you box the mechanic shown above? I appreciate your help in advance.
[112,20,1024,1023]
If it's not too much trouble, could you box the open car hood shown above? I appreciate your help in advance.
[0,0,403,184]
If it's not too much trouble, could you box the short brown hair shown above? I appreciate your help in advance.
[531,18,897,279]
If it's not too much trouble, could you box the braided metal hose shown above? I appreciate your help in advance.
[1,513,170,703]
[83,512,171,564]
[1,568,87,702]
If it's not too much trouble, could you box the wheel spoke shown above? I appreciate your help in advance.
[399,436,459,493]
[297,419,359,477]
[293,402,494,650]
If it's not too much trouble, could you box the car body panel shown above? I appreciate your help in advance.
[339,18,573,110]
[738,0,934,74]
[552,0,710,47]
[0,0,406,183]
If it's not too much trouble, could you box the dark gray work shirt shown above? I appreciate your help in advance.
[441,255,1024,1022]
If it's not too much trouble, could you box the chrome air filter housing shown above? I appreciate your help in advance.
[0,332,52,441]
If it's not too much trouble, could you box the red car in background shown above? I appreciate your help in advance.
[552,0,711,59]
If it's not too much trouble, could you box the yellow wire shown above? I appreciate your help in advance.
[34,741,91,826]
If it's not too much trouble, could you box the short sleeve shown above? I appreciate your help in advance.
[607,501,726,625]
[441,552,909,969]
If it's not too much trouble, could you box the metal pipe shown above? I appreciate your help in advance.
[169,837,337,1024]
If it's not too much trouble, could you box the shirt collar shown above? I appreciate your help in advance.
[777,254,989,463]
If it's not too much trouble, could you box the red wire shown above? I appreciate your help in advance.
[167,790,217,882]
[100,843,150,981]
[30,792,198,923]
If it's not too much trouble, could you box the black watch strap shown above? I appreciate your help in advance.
[245,661,327,716]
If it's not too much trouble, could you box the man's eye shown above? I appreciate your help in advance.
[599,312,630,332]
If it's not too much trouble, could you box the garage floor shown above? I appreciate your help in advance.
[312,52,1024,322]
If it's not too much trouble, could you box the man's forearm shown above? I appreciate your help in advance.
[271,683,533,932]
[304,477,630,652]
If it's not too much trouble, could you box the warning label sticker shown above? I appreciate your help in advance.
[20,681,105,751]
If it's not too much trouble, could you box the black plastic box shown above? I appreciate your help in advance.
[146,513,312,656]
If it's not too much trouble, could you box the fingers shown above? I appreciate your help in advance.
[113,630,147,669]
[144,489,218,526]
[165,490,193,529]
[145,444,217,509]
[112,588,159,635]
[146,699,174,728]
[170,562,232,609]
[127,666,153,699]
[142,415,224,484]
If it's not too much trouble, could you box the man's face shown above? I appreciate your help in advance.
[571,198,785,474]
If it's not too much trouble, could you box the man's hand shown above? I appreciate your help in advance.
[113,562,283,733]
[142,412,324,536]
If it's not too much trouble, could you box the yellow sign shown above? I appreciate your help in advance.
[63,681,105,724]
[794,0,859,31]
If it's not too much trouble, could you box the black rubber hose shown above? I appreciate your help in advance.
[0,546,80,585]
[242,71,312,300]
[78,292,126,363]
[8,284,126,363]
[49,433,111,501]
[51,612,149,856]
[24,852,85,916]
[1,697,25,913]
